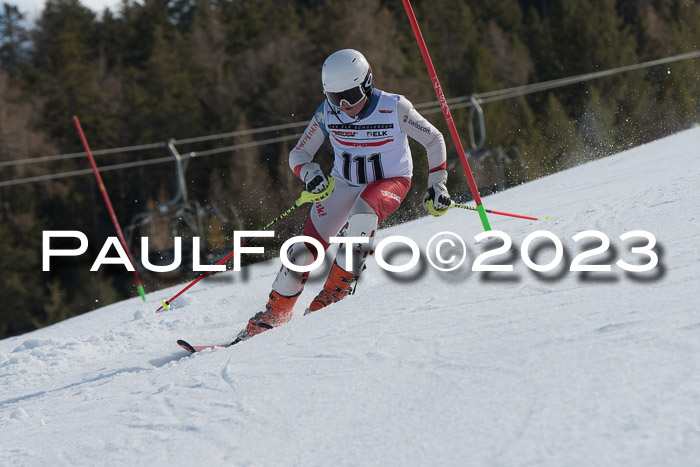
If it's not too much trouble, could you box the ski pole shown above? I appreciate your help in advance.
[156,178,335,312]
[450,201,548,221]
[73,116,147,301]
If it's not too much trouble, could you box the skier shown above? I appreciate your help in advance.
[234,49,451,343]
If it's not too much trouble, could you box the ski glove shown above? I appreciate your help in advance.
[300,162,330,194]
[423,169,451,216]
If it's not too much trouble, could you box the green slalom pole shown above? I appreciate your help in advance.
[476,205,491,227]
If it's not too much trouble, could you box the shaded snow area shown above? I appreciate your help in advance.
[3,127,700,466]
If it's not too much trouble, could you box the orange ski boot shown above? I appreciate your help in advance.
[243,290,301,338]
[305,262,357,314]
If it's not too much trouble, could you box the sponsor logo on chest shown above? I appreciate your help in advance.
[333,130,357,137]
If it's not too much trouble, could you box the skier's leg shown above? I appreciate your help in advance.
[337,176,412,275]
[306,206,377,313]
[241,241,315,338]
[306,177,411,314]
[236,177,361,341]
[358,176,412,225]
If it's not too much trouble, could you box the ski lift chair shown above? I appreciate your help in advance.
[125,140,242,274]
[448,95,528,202]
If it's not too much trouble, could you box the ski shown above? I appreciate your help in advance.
[177,339,232,354]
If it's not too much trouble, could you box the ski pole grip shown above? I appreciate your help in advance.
[296,176,335,206]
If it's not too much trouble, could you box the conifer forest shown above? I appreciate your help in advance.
[0,0,698,338]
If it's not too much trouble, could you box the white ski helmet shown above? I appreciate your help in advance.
[322,49,373,107]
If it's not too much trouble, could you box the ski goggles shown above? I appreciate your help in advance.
[325,86,366,108]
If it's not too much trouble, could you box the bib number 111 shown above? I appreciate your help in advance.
[342,152,384,184]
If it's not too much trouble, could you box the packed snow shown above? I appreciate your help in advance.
[2,127,700,466]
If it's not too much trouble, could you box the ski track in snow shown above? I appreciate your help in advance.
[2,127,700,465]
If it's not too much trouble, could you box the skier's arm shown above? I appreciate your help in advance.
[397,96,447,183]
[398,96,451,215]
[289,105,328,179]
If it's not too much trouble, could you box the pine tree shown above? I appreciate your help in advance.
[538,93,586,174]
[0,3,29,77]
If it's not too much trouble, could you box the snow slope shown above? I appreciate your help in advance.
[2,127,700,466]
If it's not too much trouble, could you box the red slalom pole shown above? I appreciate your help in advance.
[73,116,146,301]
[484,208,541,221]
[156,249,237,312]
[155,181,336,311]
[451,202,547,221]
[402,0,491,232]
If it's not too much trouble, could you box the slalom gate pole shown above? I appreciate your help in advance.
[450,202,547,221]
[402,0,491,232]
[73,116,147,301]
[156,178,336,312]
